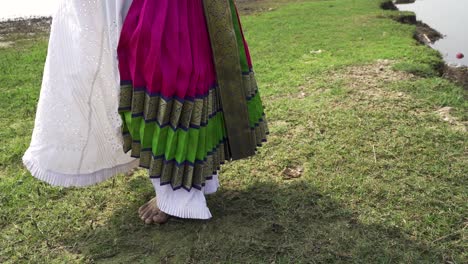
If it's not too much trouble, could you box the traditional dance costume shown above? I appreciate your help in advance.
[23,0,268,219]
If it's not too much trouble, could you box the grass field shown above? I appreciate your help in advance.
[0,0,467,263]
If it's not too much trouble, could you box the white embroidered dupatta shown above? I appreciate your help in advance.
[23,0,138,187]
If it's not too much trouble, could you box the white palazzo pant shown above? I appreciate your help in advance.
[23,0,216,220]
[151,175,220,219]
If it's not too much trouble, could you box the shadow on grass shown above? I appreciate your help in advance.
[65,177,444,263]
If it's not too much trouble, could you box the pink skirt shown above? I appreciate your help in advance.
[118,0,216,99]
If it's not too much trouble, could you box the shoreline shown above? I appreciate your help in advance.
[381,1,468,89]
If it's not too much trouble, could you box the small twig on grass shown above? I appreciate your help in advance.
[431,227,466,244]
[422,34,432,44]
[372,144,377,163]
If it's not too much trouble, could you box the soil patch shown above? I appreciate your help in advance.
[331,59,414,99]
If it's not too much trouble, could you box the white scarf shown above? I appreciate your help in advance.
[23,0,138,187]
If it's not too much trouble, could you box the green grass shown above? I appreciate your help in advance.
[1,0,467,263]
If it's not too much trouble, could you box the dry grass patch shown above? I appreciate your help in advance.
[436,107,467,132]
[331,59,416,99]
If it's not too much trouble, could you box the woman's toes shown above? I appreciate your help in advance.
[144,216,154,225]
[139,205,151,217]
[138,203,150,215]
[142,208,154,220]
[138,208,147,217]
[153,212,169,224]
[138,197,161,224]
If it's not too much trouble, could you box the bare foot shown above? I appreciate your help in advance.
[153,210,169,224]
[126,168,139,177]
[138,197,170,225]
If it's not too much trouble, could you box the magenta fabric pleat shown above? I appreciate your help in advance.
[118,0,217,99]
[233,3,253,69]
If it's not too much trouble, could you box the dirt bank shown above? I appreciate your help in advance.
[0,17,51,36]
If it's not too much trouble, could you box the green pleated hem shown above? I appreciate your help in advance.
[122,111,227,164]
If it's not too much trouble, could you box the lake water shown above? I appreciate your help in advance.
[396,0,468,66]
[0,0,58,21]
